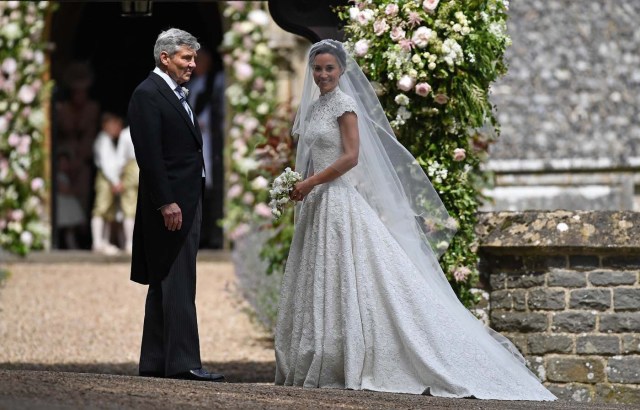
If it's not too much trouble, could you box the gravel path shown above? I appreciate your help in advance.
[1,256,638,409]
[0,259,274,381]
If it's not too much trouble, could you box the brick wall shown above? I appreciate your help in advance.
[477,211,640,404]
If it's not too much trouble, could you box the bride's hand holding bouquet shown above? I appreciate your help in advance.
[268,167,303,220]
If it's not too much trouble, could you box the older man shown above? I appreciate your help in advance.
[127,28,223,382]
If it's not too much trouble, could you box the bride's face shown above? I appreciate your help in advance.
[312,53,340,95]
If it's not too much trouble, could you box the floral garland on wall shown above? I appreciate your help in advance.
[0,1,51,255]
[222,2,296,329]
[221,1,295,244]
[338,0,511,306]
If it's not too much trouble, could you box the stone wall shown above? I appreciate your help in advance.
[483,1,640,211]
[477,210,640,404]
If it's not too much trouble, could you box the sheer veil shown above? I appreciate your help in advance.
[292,39,538,373]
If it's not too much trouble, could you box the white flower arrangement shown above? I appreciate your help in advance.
[181,86,189,97]
[268,167,302,219]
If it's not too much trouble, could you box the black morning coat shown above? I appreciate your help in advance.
[128,71,205,285]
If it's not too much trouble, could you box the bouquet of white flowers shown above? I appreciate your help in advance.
[268,167,303,219]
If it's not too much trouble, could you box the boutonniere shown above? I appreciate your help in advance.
[181,86,189,97]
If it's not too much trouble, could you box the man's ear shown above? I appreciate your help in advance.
[159,51,170,66]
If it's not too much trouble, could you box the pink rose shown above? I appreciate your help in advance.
[227,184,243,199]
[254,203,272,218]
[423,0,440,13]
[415,82,432,97]
[234,62,253,81]
[31,177,44,191]
[453,266,471,282]
[434,94,449,104]
[398,39,413,52]
[354,39,370,57]
[10,209,24,221]
[373,19,389,36]
[397,75,416,92]
[242,192,255,205]
[390,26,406,42]
[453,148,466,161]
[385,4,399,16]
[18,85,36,104]
[8,133,20,147]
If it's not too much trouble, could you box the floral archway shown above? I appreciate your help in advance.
[222,0,510,330]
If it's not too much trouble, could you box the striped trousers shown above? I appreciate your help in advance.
[139,199,202,376]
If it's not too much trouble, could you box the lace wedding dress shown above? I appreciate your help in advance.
[274,87,556,401]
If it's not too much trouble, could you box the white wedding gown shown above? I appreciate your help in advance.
[274,88,556,401]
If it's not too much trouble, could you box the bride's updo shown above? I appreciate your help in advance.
[308,40,347,72]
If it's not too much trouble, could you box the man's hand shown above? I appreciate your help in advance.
[160,202,182,231]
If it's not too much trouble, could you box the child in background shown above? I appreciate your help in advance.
[91,112,123,255]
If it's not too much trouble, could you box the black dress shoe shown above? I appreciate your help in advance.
[171,368,225,382]
[139,370,164,378]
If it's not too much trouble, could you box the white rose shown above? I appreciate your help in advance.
[251,176,270,190]
[422,0,440,13]
[247,10,269,26]
[412,27,434,49]
[354,39,370,57]
[234,61,253,81]
[349,7,360,20]
[394,94,410,106]
[396,75,416,92]
[357,9,374,25]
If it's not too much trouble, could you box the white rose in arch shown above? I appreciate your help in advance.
[423,0,440,13]
[354,39,370,57]
[397,75,416,92]
[234,62,253,81]
[247,10,269,26]
[251,176,270,190]
[20,231,34,247]
[412,26,434,49]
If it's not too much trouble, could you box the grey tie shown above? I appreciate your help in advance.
[175,85,194,124]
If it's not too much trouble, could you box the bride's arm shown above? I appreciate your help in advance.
[291,112,359,200]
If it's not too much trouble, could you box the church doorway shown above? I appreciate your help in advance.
[49,1,225,250]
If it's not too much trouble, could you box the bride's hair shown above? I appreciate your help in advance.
[308,40,347,73]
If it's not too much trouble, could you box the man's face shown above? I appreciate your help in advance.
[161,45,196,85]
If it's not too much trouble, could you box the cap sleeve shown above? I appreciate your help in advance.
[333,93,358,120]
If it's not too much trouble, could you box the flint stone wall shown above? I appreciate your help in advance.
[477,210,640,404]
[484,1,640,211]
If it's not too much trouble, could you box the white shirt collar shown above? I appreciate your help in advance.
[153,66,180,92]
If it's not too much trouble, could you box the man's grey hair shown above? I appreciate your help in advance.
[153,28,200,67]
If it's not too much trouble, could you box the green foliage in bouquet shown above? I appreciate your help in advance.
[0,1,53,255]
[338,0,511,306]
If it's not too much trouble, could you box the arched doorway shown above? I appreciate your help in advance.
[49,1,225,250]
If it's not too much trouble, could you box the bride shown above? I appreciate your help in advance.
[274,39,556,401]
